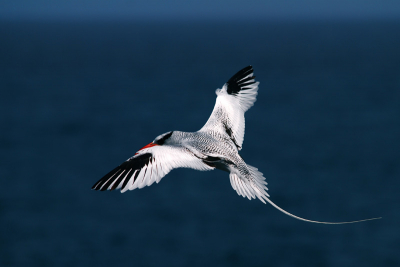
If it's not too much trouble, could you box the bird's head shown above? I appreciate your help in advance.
[134,131,174,155]
[153,131,174,145]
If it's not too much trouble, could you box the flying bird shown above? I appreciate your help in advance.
[92,66,380,224]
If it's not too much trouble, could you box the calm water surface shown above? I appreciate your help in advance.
[0,20,399,266]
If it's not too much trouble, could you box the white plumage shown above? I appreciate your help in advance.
[92,66,380,224]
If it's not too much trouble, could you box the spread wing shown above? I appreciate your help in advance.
[198,66,259,150]
[92,145,213,193]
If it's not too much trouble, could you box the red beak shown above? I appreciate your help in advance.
[135,142,159,155]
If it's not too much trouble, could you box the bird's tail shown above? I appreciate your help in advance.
[263,194,381,224]
[231,164,381,224]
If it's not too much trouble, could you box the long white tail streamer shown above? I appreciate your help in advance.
[265,197,381,224]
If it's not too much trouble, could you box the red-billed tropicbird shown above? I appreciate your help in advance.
[92,66,380,224]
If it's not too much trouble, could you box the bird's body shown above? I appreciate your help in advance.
[92,66,380,224]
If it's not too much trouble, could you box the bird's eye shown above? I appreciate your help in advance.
[154,131,173,145]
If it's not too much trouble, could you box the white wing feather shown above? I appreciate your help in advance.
[199,70,259,150]
[92,145,214,193]
[123,145,214,192]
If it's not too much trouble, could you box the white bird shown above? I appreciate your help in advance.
[92,66,380,224]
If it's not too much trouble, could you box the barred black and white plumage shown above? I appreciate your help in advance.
[92,66,380,224]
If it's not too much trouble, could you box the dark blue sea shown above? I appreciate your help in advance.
[0,19,399,266]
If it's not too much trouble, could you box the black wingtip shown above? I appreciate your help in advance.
[226,66,256,95]
[92,153,154,192]
[91,165,122,191]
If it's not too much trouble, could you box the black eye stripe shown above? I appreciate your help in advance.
[155,131,173,145]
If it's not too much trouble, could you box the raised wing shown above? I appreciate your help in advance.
[92,145,213,193]
[198,66,259,150]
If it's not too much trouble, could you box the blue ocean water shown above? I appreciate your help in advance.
[0,20,399,266]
